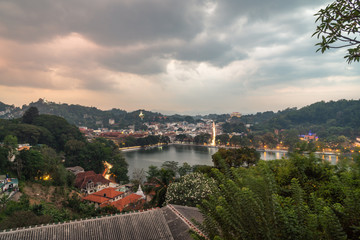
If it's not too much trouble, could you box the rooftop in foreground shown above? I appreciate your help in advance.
[0,205,204,240]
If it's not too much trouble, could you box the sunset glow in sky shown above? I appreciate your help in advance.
[0,0,359,114]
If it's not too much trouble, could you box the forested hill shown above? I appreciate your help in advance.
[0,112,84,151]
[265,99,360,129]
[1,98,359,133]
[0,99,164,129]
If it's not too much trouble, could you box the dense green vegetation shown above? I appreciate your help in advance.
[64,137,129,183]
[0,190,119,230]
[1,99,359,147]
[190,149,360,240]
[0,108,128,182]
[0,108,84,152]
[121,135,170,147]
[0,108,128,229]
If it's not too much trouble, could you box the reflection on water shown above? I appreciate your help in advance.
[123,145,338,176]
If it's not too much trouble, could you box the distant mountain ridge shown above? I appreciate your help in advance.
[0,99,164,129]
[1,99,359,136]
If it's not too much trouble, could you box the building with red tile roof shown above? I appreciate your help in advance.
[109,193,145,212]
[83,187,125,208]
[93,187,124,199]
[75,171,110,194]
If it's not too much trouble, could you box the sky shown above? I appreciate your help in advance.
[0,0,359,115]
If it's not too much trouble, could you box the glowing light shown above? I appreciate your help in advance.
[42,175,51,181]
[103,161,113,180]
[139,111,144,120]
[211,121,216,146]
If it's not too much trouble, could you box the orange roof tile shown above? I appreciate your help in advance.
[93,187,124,199]
[83,194,110,204]
[110,193,143,212]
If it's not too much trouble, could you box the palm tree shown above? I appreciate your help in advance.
[151,168,175,207]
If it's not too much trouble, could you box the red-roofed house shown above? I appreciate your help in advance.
[109,192,145,212]
[83,187,125,208]
[75,171,110,194]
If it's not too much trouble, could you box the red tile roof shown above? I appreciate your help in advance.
[83,194,110,204]
[75,171,96,188]
[75,171,110,190]
[92,187,124,199]
[110,193,144,212]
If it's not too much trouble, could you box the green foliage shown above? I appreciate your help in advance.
[109,153,129,183]
[0,146,10,173]
[161,161,179,174]
[22,107,39,124]
[175,134,193,143]
[195,154,360,239]
[133,135,170,147]
[212,148,260,170]
[281,129,300,150]
[0,211,52,230]
[65,138,128,178]
[146,165,161,182]
[150,168,175,207]
[216,134,230,145]
[267,100,360,141]
[3,135,18,149]
[16,149,44,179]
[194,133,211,145]
[166,172,216,207]
[32,114,84,151]
[178,162,192,177]
[313,0,360,63]
[222,122,247,134]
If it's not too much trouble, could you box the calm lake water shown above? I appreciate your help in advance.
[123,144,338,176]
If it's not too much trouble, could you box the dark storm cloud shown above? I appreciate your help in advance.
[212,0,327,24]
[174,39,248,67]
[2,0,359,115]
[0,0,206,45]
[0,0,331,78]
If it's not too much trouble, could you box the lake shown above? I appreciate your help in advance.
[123,144,338,176]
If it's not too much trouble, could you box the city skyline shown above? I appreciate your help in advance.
[0,0,359,115]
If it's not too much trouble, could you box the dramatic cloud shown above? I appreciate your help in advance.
[0,0,359,114]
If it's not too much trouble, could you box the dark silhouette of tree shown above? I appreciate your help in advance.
[212,148,260,170]
[22,107,39,124]
[313,0,360,63]
[151,168,175,207]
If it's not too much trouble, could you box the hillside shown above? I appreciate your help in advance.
[0,99,164,129]
[1,98,359,139]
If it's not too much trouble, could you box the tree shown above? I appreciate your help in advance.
[16,149,45,180]
[262,132,278,149]
[194,159,349,240]
[212,148,260,170]
[146,165,160,182]
[161,161,179,174]
[3,135,18,162]
[0,146,10,173]
[194,133,211,145]
[151,168,175,207]
[282,129,300,151]
[216,134,230,146]
[132,168,146,185]
[165,172,216,207]
[22,107,39,124]
[109,153,129,183]
[313,0,360,63]
[178,162,192,177]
